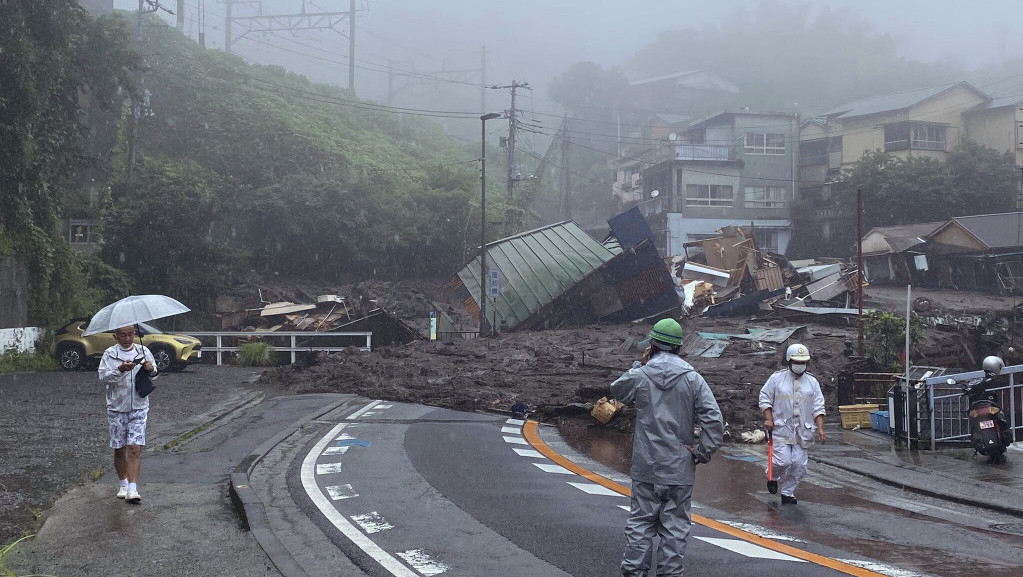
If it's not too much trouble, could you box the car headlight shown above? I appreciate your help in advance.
[174,337,194,344]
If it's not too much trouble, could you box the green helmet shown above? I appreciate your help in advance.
[649,318,683,347]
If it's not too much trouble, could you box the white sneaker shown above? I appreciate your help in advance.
[116,485,129,499]
[126,488,141,504]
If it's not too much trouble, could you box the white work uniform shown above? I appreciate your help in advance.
[758,368,825,498]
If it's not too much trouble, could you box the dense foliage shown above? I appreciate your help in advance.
[0,1,140,325]
[861,311,924,372]
[100,16,492,306]
[790,142,1018,257]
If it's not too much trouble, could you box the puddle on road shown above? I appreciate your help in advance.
[555,422,1023,577]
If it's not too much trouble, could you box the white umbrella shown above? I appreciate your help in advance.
[82,295,191,336]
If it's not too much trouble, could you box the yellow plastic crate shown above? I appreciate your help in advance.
[839,404,880,429]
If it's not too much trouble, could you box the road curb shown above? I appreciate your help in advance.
[155,390,265,451]
[228,395,367,577]
[809,454,1023,517]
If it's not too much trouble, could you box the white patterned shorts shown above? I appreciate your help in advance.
[107,408,149,449]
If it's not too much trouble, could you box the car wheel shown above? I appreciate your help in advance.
[150,345,175,373]
[56,343,85,371]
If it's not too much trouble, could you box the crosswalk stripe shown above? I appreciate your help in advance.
[316,462,344,475]
[375,404,393,409]
[505,418,525,426]
[503,436,528,445]
[323,446,350,455]
[351,511,393,534]
[326,484,358,500]
[532,463,574,475]
[397,549,450,576]
[695,537,806,562]
[501,426,522,434]
[567,482,625,497]
[512,448,546,458]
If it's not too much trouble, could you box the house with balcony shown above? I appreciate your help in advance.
[630,111,799,257]
[794,82,990,256]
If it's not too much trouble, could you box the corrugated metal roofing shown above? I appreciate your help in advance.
[456,221,618,330]
[862,221,944,254]
[824,82,985,119]
[950,212,1023,250]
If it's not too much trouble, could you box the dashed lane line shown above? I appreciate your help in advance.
[694,537,806,562]
[522,420,890,577]
[301,419,419,577]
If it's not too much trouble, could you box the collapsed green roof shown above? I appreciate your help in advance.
[453,221,619,331]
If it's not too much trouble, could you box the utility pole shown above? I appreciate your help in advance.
[560,115,570,220]
[857,188,864,356]
[479,46,487,113]
[348,0,356,92]
[177,0,184,29]
[490,80,529,201]
[224,0,232,53]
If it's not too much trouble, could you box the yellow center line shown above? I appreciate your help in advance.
[523,420,886,577]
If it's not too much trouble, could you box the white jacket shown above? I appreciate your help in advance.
[99,343,158,412]
[759,368,825,447]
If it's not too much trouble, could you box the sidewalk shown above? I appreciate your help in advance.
[810,426,1023,517]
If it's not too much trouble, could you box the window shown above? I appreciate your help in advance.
[744,132,785,155]
[756,230,780,253]
[744,186,786,208]
[686,184,734,207]
[910,125,946,151]
[885,123,946,152]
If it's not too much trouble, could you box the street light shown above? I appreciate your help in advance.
[480,112,502,338]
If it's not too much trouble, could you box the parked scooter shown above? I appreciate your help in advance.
[950,355,1013,464]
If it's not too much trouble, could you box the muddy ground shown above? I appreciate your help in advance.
[259,316,858,439]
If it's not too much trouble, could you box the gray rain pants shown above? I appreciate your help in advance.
[621,481,693,577]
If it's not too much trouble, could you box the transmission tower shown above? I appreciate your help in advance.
[222,0,364,92]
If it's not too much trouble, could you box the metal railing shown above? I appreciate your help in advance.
[921,366,1023,447]
[675,144,733,161]
[187,331,372,365]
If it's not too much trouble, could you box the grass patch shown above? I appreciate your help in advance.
[0,350,58,374]
[235,341,277,367]
[0,534,35,577]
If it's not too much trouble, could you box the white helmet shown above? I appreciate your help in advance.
[786,343,811,362]
[982,355,1004,375]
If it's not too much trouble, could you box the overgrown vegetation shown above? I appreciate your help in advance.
[861,311,925,372]
[0,1,141,325]
[0,350,58,374]
[235,342,277,367]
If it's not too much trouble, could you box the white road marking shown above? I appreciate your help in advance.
[336,433,357,440]
[505,418,525,426]
[717,520,805,542]
[351,512,394,534]
[503,436,528,445]
[326,484,359,500]
[512,448,546,458]
[323,446,350,455]
[501,426,522,434]
[837,558,929,577]
[375,404,393,409]
[567,482,625,497]
[316,462,344,475]
[695,537,806,562]
[301,422,418,577]
[532,463,575,475]
[618,505,630,511]
[347,401,380,420]
[361,411,378,417]
[397,549,450,576]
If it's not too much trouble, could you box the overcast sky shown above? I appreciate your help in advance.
[115,0,1023,113]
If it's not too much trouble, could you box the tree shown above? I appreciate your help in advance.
[861,311,924,372]
[0,1,140,324]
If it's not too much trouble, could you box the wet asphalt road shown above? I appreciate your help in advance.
[7,379,1023,577]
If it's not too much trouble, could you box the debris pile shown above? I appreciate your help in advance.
[671,226,867,322]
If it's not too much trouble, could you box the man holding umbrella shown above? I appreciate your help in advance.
[86,295,189,504]
[99,325,158,503]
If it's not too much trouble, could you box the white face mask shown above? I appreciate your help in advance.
[790,363,807,375]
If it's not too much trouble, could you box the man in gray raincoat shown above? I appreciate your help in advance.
[610,318,724,577]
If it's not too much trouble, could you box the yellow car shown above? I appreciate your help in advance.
[51,318,202,372]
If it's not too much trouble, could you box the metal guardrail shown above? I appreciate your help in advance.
[920,366,1022,448]
[187,331,372,365]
